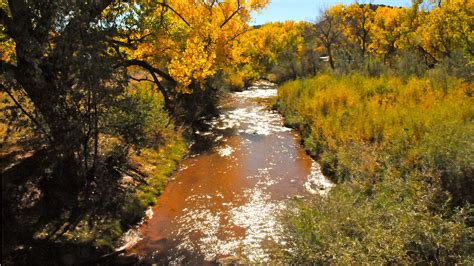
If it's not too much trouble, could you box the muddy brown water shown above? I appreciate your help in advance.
[125,81,331,264]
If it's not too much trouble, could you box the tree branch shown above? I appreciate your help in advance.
[123,59,176,83]
[128,76,153,83]
[224,26,248,44]
[114,32,153,45]
[122,59,175,111]
[0,83,52,141]
[417,45,438,65]
[157,1,190,27]
[220,0,241,28]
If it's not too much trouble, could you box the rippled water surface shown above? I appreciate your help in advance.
[127,81,332,263]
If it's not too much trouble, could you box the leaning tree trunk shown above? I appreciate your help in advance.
[2,0,116,205]
[10,26,88,209]
[14,62,86,201]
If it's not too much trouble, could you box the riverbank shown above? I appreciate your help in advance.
[274,73,473,263]
[1,86,188,264]
[124,80,332,263]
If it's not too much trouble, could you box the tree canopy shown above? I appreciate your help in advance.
[0,0,269,208]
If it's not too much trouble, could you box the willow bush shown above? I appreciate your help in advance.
[276,73,473,263]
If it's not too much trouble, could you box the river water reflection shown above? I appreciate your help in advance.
[127,81,332,264]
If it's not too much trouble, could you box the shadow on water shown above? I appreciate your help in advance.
[189,121,236,156]
[189,95,240,156]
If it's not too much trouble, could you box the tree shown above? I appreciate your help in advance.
[222,21,308,84]
[121,0,268,122]
[314,5,344,70]
[369,6,404,63]
[0,0,268,200]
[1,1,127,194]
[417,0,473,62]
[342,4,375,57]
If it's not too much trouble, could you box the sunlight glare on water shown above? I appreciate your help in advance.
[126,81,332,263]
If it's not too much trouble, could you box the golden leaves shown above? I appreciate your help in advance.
[0,38,15,63]
[416,0,473,60]
[235,21,307,76]
[134,0,268,93]
[0,0,15,63]
[168,37,217,93]
[368,7,404,57]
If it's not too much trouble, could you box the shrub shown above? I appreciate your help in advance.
[276,73,473,263]
[105,83,169,150]
[279,177,473,264]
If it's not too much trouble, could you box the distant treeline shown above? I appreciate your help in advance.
[225,0,472,86]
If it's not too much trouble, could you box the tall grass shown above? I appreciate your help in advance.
[278,74,473,203]
[276,74,473,263]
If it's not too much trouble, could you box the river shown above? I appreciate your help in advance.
[124,80,332,264]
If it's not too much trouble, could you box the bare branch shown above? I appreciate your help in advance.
[114,32,153,45]
[0,83,52,140]
[157,1,190,27]
[220,0,242,28]
[107,38,136,49]
[128,76,153,83]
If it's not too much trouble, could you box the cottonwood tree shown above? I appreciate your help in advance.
[0,0,267,200]
[123,0,268,122]
[342,4,375,58]
[417,0,473,62]
[368,6,404,63]
[314,5,344,70]
[0,1,129,196]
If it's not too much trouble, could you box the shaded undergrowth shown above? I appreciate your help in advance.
[1,84,187,264]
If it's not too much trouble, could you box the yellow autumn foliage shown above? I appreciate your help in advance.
[225,21,307,86]
[277,73,473,264]
[128,0,268,94]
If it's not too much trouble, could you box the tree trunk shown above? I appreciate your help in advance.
[13,39,87,196]
[327,46,335,70]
